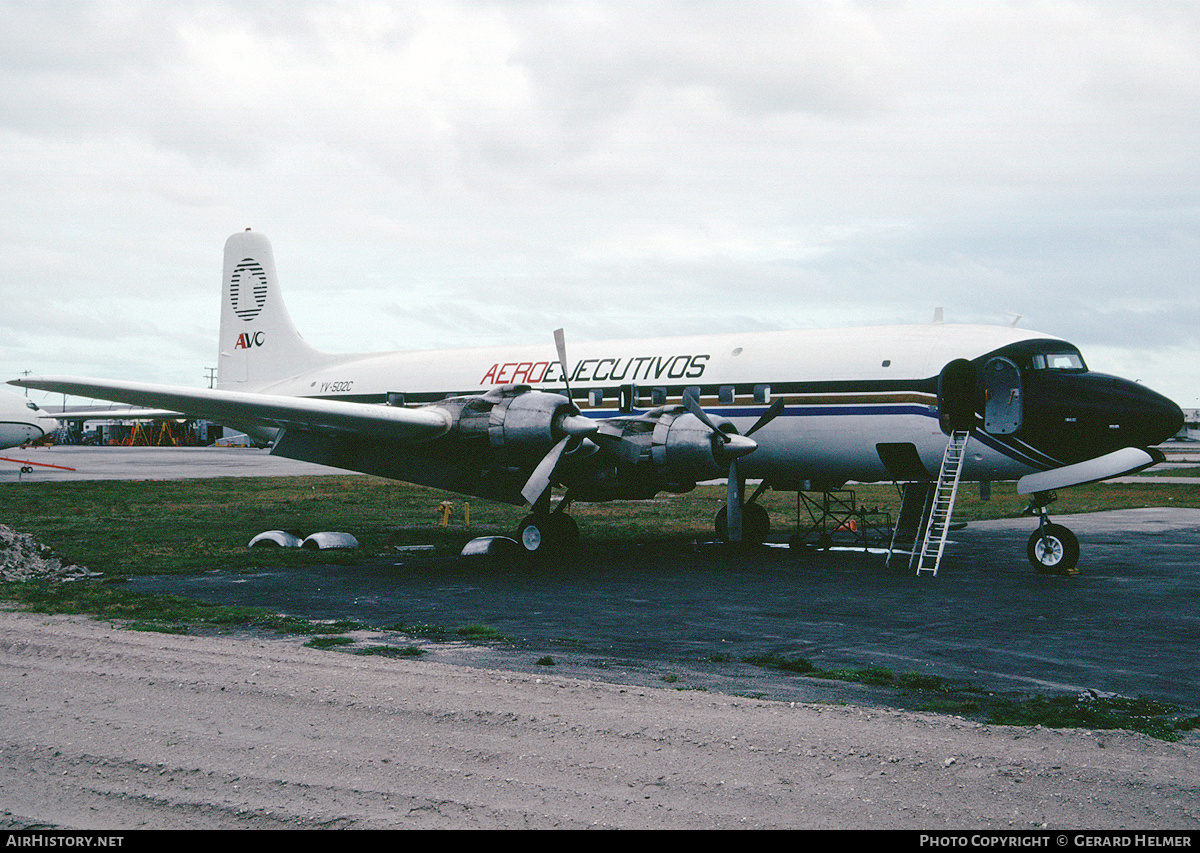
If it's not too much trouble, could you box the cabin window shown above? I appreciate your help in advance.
[753,384,771,403]
[1032,352,1086,372]
[652,387,667,406]
[718,385,735,404]
[588,389,604,407]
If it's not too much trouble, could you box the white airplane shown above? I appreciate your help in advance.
[10,230,1183,574]
[0,389,59,450]
[0,388,68,473]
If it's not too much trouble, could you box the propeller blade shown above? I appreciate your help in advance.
[746,398,785,436]
[726,457,743,543]
[521,435,571,507]
[554,328,572,399]
[683,394,729,443]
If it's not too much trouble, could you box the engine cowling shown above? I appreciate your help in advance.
[652,408,751,481]
[487,388,574,461]
[594,405,756,489]
[431,385,594,465]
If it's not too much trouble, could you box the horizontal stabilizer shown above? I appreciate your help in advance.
[8,376,451,443]
[1016,447,1161,495]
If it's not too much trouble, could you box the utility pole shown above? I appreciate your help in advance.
[204,367,217,389]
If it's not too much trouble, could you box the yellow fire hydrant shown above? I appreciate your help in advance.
[438,500,453,527]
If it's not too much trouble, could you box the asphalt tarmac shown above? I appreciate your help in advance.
[7,446,1200,710]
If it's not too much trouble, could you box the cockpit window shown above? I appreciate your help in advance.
[1031,352,1086,371]
[25,401,40,411]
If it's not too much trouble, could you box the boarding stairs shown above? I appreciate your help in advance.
[886,430,970,576]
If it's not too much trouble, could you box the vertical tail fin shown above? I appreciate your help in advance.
[217,229,328,391]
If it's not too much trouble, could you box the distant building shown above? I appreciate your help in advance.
[1176,409,1199,441]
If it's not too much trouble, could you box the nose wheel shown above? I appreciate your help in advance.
[1025,491,1079,575]
[1027,522,1079,575]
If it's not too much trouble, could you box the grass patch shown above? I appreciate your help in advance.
[455,623,508,642]
[744,652,816,673]
[743,652,1196,741]
[0,578,501,661]
[986,695,1193,742]
[4,475,1200,579]
[1133,465,1200,477]
[0,577,279,629]
[0,476,529,577]
[304,635,354,649]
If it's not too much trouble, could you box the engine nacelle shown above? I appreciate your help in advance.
[431,385,588,464]
[651,408,739,482]
[594,406,752,488]
[487,387,578,462]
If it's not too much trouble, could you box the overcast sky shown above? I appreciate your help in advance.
[2,0,1198,408]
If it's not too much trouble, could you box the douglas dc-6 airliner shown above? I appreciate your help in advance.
[11,230,1183,575]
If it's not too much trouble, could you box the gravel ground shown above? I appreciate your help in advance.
[1,609,1197,830]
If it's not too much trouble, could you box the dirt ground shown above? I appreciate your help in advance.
[1,610,1197,830]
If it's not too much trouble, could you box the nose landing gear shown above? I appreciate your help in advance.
[1025,491,1080,575]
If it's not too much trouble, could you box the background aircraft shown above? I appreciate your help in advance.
[0,388,72,474]
[0,388,58,450]
[11,230,1183,574]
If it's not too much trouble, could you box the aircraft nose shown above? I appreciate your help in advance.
[1123,381,1185,446]
[1150,394,1185,445]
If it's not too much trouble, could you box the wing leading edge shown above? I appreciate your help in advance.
[7,376,452,443]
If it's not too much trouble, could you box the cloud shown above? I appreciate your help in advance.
[1,1,1198,406]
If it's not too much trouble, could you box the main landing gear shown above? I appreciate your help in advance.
[1025,491,1080,575]
[516,512,579,554]
[515,491,581,556]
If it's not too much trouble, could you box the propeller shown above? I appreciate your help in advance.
[682,394,758,465]
[521,329,596,508]
[683,394,774,543]
[726,398,785,542]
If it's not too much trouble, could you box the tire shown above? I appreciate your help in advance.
[1027,523,1080,575]
[548,513,579,547]
[742,503,770,545]
[714,503,770,545]
[517,515,548,553]
[516,513,577,555]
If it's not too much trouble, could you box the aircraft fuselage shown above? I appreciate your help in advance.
[243,323,1182,498]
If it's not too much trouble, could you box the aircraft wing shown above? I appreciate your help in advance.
[8,376,452,443]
